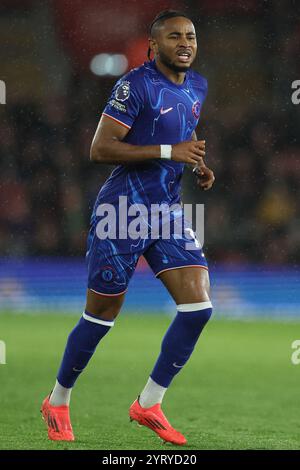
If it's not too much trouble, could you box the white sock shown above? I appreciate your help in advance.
[139,377,167,408]
[49,380,72,406]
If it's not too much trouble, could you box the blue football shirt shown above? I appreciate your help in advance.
[97,59,208,208]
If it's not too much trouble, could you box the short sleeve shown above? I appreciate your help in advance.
[102,72,144,129]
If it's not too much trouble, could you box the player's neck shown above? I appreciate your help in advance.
[154,58,186,85]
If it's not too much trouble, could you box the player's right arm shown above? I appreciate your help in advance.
[90,115,205,165]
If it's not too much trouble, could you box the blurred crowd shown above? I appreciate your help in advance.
[1,79,299,265]
[192,108,300,265]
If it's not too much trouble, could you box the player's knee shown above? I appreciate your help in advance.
[198,273,210,299]
[89,307,121,321]
[182,272,210,303]
[86,301,122,320]
[189,287,210,304]
[85,289,124,320]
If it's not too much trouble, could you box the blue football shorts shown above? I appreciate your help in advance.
[86,218,208,296]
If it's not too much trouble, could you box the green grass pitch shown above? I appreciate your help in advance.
[0,312,299,450]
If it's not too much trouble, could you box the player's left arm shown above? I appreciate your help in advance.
[191,131,215,191]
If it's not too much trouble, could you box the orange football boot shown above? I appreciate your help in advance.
[129,397,187,445]
[41,395,74,441]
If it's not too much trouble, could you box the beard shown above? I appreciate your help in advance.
[158,48,191,73]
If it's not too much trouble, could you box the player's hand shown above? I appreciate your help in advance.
[193,164,215,190]
[171,140,206,164]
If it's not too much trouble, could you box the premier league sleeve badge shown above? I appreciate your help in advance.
[115,81,130,102]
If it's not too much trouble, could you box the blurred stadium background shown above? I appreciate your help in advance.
[0,0,299,317]
[1,0,300,452]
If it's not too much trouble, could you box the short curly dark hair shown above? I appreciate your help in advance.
[147,10,192,60]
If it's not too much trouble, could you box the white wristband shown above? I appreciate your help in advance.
[160,144,172,159]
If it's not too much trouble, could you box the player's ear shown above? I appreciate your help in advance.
[148,37,157,58]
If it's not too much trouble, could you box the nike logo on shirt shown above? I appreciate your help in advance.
[160,107,173,115]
